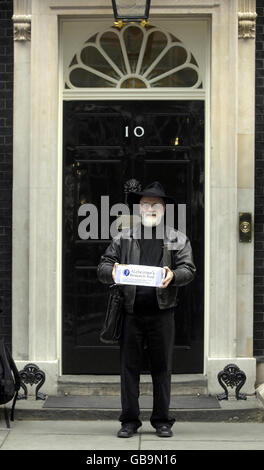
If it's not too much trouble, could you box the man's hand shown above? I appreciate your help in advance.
[112,262,119,282]
[161,266,174,288]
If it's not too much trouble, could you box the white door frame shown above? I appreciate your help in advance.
[58,16,210,378]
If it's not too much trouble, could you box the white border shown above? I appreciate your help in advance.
[58,17,211,377]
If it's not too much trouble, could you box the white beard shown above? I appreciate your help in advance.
[141,212,163,227]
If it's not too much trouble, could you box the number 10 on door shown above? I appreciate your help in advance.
[125,126,145,137]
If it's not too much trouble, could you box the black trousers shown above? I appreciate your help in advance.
[119,306,176,429]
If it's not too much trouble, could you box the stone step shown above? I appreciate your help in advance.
[6,395,264,423]
[57,374,208,396]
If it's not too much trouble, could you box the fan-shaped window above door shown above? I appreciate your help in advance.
[65,23,202,89]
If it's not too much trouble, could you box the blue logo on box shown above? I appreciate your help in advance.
[123,269,130,276]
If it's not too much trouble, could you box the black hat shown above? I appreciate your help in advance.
[127,181,175,207]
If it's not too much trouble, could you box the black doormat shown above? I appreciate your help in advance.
[43,395,220,409]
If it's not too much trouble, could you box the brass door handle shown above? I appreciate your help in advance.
[239,213,252,242]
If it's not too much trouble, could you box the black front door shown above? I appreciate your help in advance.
[62,100,204,374]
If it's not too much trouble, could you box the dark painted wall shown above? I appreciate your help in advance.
[0,0,13,349]
[255,1,264,357]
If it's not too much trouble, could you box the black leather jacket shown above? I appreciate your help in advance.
[97,222,196,313]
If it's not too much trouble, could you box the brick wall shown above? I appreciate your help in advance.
[255,1,264,357]
[0,0,13,349]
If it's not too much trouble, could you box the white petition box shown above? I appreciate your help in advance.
[115,264,165,287]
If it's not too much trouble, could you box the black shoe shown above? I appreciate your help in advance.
[117,423,138,438]
[156,424,173,437]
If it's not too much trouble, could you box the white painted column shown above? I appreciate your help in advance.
[237,0,256,358]
[207,0,256,394]
[13,0,60,393]
[12,0,32,361]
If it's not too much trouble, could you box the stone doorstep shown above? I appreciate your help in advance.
[4,375,263,423]
[57,374,208,396]
[3,396,264,423]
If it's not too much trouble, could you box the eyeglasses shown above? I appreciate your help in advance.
[140,202,164,211]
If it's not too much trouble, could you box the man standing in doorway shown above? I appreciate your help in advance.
[97,181,196,438]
